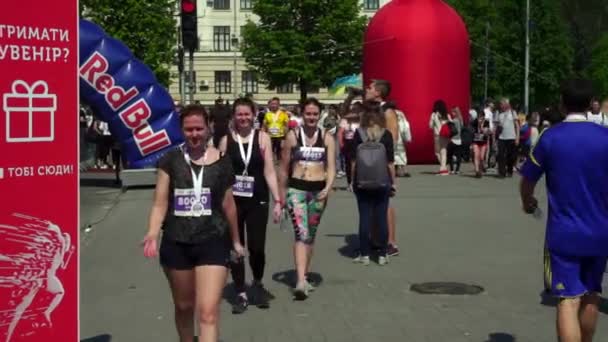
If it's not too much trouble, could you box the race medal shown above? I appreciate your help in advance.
[191,202,204,217]
[234,175,255,198]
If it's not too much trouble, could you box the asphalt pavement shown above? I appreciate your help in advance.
[79,165,608,342]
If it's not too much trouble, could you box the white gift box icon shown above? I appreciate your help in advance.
[3,80,57,142]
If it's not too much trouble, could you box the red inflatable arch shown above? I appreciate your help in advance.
[363,0,470,164]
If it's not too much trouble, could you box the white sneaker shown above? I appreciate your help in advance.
[378,255,389,266]
[353,255,370,266]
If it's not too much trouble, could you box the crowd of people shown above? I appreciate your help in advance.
[140,78,608,342]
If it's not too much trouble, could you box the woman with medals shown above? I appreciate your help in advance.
[278,98,336,300]
[142,105,245,342]
[472,114,491,178]
[219,97,282,314]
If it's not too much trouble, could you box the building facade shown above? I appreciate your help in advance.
[169,0,391,105]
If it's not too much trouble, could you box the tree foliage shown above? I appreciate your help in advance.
[587,33,608,97]
[241,0,367,101]
[80,0,177,86]
[446,0,574,109]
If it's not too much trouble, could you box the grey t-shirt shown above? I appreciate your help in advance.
[499,110,517,140]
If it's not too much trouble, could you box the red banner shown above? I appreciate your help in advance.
[0,1,79,341]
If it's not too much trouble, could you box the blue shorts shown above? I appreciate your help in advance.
[544,249,607,298]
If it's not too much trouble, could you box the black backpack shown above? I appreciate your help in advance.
[355,128,390,190]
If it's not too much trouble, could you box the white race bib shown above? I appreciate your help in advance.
[233,175,255,198]
[174,188,212,217]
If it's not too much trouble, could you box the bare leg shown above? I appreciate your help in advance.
[387,207,396,246]
[306,245,314,275]
[195,265,228,342]
[294,242,308,285]
[557,297,582,342]
[163,268,195,342]
[580,294,600,342]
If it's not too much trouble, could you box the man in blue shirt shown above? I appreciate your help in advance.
[520,79,608,342]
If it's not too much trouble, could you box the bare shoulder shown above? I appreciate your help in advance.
[205,146,222,164]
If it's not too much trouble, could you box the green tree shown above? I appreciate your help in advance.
[587,33,608,98]
[447,0,573,108]
[80,0,177,86]
[241,0,367,101]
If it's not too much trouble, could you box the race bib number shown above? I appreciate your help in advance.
[297,146,325,162]
[233,175,255,198]
[344,130,355,140]
[174,188,212,217]
[269,127,281,136]
[473,133,485,142]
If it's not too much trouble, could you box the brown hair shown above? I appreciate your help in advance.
[180,104,209,126]
[232,97,257,115]
[360,101,386,141]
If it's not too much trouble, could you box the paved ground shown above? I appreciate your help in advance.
[79,165,608,342]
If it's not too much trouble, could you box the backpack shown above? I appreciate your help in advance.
[355,128,390,190]
[439,121,458,138]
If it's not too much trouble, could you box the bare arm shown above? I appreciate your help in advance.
[146,169,170,237]
[385,109,399,144]
[260,132,280,203]
[324,133,336,191]
[222,189,242,245]
[519,177,538,213]
[278,131,294,205]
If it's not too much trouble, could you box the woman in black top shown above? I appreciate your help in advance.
[142,105,245,342]
[472,115,491,178]
[351,101,396,266]
[278,98,336,300]
[219,97,282,314]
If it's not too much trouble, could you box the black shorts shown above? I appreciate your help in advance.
[271,137,283,157]
[159,233,231,270]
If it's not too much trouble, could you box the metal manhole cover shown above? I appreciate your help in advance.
[410,282,484,295]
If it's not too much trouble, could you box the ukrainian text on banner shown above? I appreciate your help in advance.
[0,1,79,341]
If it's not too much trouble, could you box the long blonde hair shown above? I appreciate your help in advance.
[360,101,386,141]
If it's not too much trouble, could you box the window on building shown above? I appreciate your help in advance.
[277,84,294,94]
[363,0,379,10]
[214,0,230,10]
[213,26,231,51]
[241,0,253,10]
[296,84,320,94]
[184,71,197,93]
[242,71,258,94]
[214,71,231,94]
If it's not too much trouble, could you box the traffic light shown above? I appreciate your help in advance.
[181,0,198,52]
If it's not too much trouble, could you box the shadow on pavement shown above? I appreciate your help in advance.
[485,332,516,342]
[271,269,323,290]
[326,233,358,259]
[80,178,121,188]
[81,334,112,342]
[222,281,277,307]
[539,290,608,315]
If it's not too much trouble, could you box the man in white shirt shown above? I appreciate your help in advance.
[587,98,607,126]
[497,98,520,178]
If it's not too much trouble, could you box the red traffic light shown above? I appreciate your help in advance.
[181,0,196,13]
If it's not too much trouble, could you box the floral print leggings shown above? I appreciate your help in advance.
[286,188,327,245]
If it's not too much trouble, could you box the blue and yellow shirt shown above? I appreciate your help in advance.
[520,114,608,257]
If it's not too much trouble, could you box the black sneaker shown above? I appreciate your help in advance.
[387,244,400,257]
[251,282,273,309]
[231,294,248,314]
